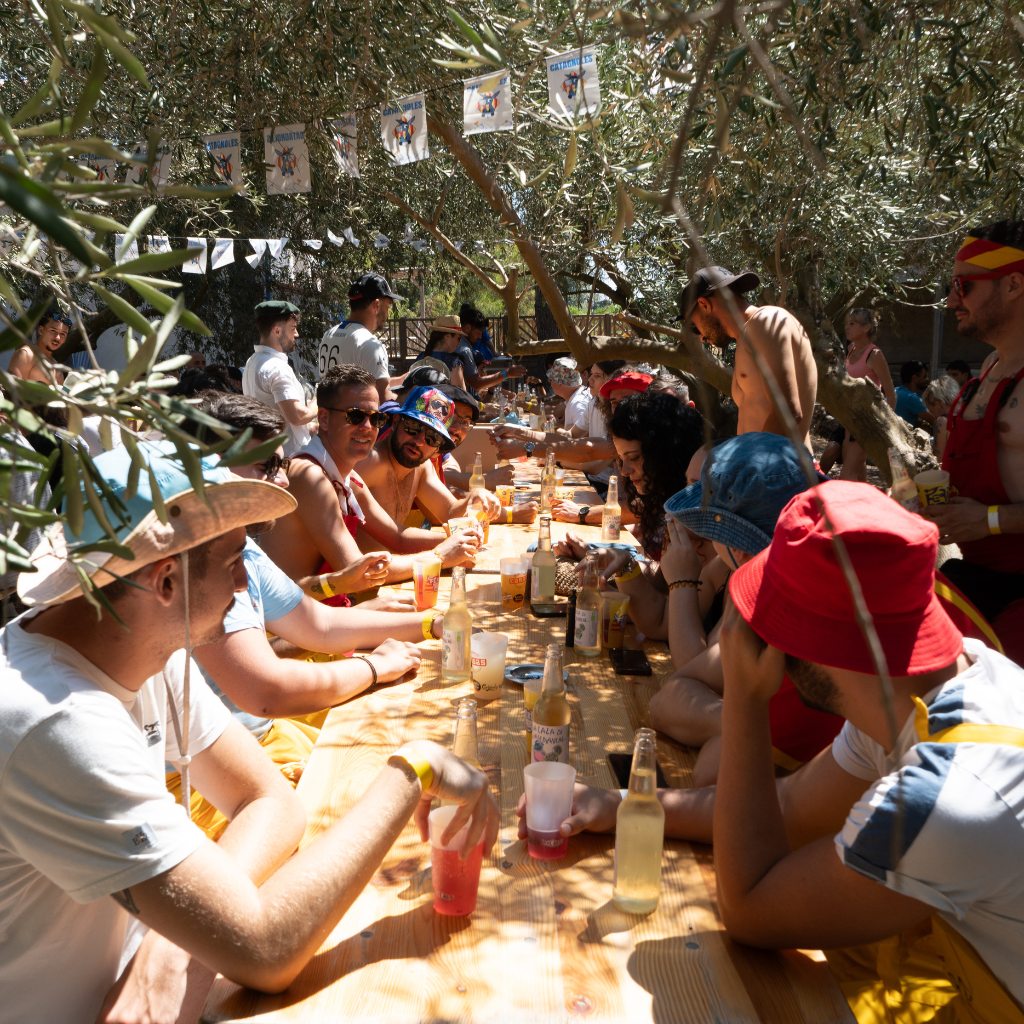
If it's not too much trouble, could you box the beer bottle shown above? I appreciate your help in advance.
[468,493,489,544]
[612,728,665,913]
[540,450,557,512]
[602,475,621,541]
[531,644,570,763]
[441,567,473,683]
[574,553,602,657]
[531,515,556,608]
[469,453,487,491]
[442,697,481,805]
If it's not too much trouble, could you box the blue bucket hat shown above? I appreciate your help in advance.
[396,386,456,452]
[18,440,295,606]
[664,432,826,555]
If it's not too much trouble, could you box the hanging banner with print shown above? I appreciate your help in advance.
[329,115,360,178]
[546,46,600,119]
[381,93,429,166]
[246,238,268,269]
[463,69,514,135]
[147,235,171,254]
[264,124,311,195]
[183,238,208,274]
[203,131,245,193]
[211,238,234,269]
[125,140,173,188]
[80,154,116,183]
[114,234,139,264]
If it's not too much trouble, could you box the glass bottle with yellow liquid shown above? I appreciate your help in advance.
[469,453,487,491]
[468,493,490,543]
[602,475,621,541]
[531,515,556,609]
[442,698,481,805]
[441,567,473,683]
[531,644,570,763]
[574,553,602,657]
[613,728,665,913]
[540,450,557,513]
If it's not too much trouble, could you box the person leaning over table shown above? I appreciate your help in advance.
[0,439,498,1024]
[553,392,706,640]
[521,483,1024,1024]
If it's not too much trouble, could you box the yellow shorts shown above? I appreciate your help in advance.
[166,716,321,841]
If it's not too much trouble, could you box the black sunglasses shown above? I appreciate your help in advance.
[399,418,448,450]
[257,454,291,477]
[321,406,391,428]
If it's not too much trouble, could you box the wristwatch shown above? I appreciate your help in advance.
[578,505,591,524]
[524,442,537,458]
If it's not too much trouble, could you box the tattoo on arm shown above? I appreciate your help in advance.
[112,887,141,915]
[310,580,324,597]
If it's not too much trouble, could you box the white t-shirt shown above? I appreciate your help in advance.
[321,322,389,382]
[242,345,311,456]
[0,612,230,1024]
[833,638,1024,1002]
[564,385,593,433]
[583,400,612,483]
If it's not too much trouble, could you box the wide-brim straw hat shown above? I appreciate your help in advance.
[19,440,296,606]
[430,314,468,336]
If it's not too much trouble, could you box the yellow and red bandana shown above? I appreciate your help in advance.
[955,235,1024,274]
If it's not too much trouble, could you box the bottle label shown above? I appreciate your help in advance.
[575,607,599,648]
[541,482,555,507]
[532,722,569,762]
[602,513,621,539]
[442,628,465,670]
[524,707,532,731]
[531,567,540,600]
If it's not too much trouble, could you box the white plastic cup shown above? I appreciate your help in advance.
[523,761,576,860]
[471,631,508,698]
[500,557,529,611]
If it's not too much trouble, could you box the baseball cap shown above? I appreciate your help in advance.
[348,272,402,302]
[437,382,481,421]
[19,440,296,606]
[728,481,963,676]
[665,432,826,555]
[599,370,653,398]
[396,386,456,452]
[679,266,761,319]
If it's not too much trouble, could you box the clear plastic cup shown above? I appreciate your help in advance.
[428,805,485,916]
[500,557,528,611]
[447,517,474,537]
[471,631,509,698]
[523,761,576,860]
[496,484,515,507]
[412,554,442,611]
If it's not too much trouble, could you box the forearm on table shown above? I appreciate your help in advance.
[537,438,615,463]
[236,656,379,717]
[305,606,437,652]
[668,589,707,668]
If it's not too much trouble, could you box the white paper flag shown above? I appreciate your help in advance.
[183,238,208,274]
[463,70,514,134]
[267,238,288,259]
[114,234,139,264]
[403,222,415,242]
[410,240,431,252]
[246,238,268,268]
[303,239,323,250]
[264,124,311,194]
[204,131,245,193]
[211,238,234,269]
[381,93,429,166]
[329,115,360,178]
[343,228,360,248]
[327,229,345,247]
[125,140,173,188]
[546,46,600,119]
[373,233,390,248]
[147,235,171,254]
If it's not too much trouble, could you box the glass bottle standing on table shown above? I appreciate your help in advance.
[613,728,665,913]
[524,668,543,749]
[468,493,490,544]
[443,698,482,806]
[540,451,557,513]
[442,566,473,683]
[469,453,487,491]
[531,515,556,609]
[602,475,621,541]
[531,644,570,763]
[575,553,602,657]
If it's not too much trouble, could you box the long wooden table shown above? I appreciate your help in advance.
[204,466,853,1024]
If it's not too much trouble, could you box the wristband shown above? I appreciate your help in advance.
[501,369,507,379]
[318,573,335,598]
[353,654,377,686]
[391,744,434,793]
[618,789,628,802]
[506,508,514,524]
[989,505,1001,535]
[668,578,701,590]
[614,561,642,582]
[423,610,438,641]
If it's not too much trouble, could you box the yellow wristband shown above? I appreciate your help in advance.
[319,573,335,598]
[391,745,433,792]
[615,562,642,582]
[506,508,514,524]
[989,505,1002,535]
[422,610,437,641]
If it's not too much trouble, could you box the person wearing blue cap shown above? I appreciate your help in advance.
[0,438,498,1020]
[8,307,72,385]
[649,432,843,785]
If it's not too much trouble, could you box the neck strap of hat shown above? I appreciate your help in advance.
[164,550,192,820]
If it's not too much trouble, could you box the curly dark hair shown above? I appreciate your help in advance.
[608,392,707,552]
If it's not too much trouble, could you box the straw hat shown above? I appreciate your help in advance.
[429,314,467,336]
[19,440,296,606]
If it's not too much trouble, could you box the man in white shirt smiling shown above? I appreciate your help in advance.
[243,299,318,455]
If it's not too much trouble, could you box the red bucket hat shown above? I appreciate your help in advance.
[599,370,653,398]
[728,481,962,676]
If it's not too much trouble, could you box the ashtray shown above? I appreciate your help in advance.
[505,663,569,685]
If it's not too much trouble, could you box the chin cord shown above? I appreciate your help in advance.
[165,550,192,820]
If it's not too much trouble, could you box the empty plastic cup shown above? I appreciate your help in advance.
[429,805,485,916]
[471,631,509,698]
[523,761,576,860]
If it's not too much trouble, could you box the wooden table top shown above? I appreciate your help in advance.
[203,467,853,1024]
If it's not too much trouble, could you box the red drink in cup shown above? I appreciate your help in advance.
[428,805,485,916]
[526,827,569,860]
[523,761,576,862]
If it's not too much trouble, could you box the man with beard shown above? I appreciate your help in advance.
[357,385,501,532]
[686,266,817,448]
[925,220,1024,638]
[262,371,483,596]
[243,300,318,456]
[518,483,1024,1022]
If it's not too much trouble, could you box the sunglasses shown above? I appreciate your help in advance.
[399,418,446,449]
[257,454,291,477]
[321,406,391,428]
[951,272,1007,298]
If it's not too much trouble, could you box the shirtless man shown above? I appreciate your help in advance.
[8,309,70,384]
[685,266,817,447]
[925,219,1024,627]
[357,385,501,533]
[260,368,483,593]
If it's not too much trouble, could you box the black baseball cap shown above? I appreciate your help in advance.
[678,266,761,320]
[437,382,481,421]
[348,272,402,302]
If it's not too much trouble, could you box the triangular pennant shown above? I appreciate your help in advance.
[327,229,345,247]
[303,239,323,250]
[211,238,234,269]
[343,228,360,248]
[183,237,208,274]
[267,238,288,259]
[403,222,415,242]
[246,238,268,268]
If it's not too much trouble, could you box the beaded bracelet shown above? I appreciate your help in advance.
[668,579,701,591]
